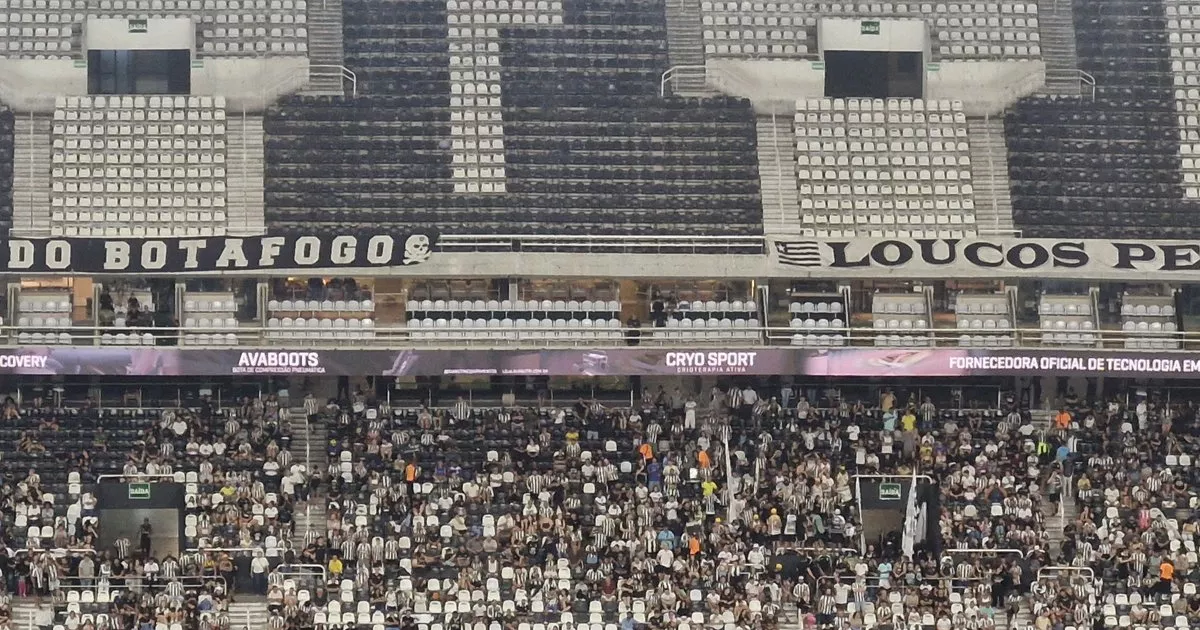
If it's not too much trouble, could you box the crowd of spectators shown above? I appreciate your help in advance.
[8,382,1200,630]
[258,381,1105,630]
[0,392,311,630]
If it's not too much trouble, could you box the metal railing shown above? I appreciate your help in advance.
[1079,70,1096,101]
[660,65,708,97]
[17,323,1200,351]
[310,65,358,97]
[434,233,765,254]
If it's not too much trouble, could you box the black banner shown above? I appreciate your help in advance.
[0,232,436,273]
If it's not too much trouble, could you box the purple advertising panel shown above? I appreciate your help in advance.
[0,346,1198,378]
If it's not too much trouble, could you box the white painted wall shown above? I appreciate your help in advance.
[84,17,195,50]
[818,18,927,52]
[0,57,310,113]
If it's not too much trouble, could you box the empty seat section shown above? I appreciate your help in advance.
[15,291,66,344]
[1008,0,1195,238]
[264,0,763,238]
[786,294,847,346]
[953,292,1014,347]
[1037,293,1097,346]
[871,292,931,346]
[267,295,377,343]
[50,95,230,237]
[795,96,977,237]
[699,1,1040,61]
[1119,292,1180,349]
[181,291,239,346]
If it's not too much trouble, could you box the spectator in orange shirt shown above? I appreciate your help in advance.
[638,442,653,461]
[1055,409,1071,430]
[697,449,711,469]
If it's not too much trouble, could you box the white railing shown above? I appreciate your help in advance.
[435,233,765,253]
[1079,70,1096,101]
[310,65,358,97]
[770,110,785,230]
[660,65,707,97]
[9,323,1200,350]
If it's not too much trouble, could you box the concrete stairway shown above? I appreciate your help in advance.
[229,598,271,630]
[11,113,51,238]
[11,598,45,630]
[289,408,329,540]
[1037,0,1086,97]
[663,0,711,95]
[967,116,1016,235]
[306,0,347,95]
[225,114,266,236]
[756,113,802,234]
[1045,484,1076,560]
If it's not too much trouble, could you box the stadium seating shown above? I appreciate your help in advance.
[15,290,70,345]
[871,292,931,345]
[700,1,1040,60]
[651,298,761,341]
[0,107,11,235]
[1007,0,1194,238]
[787,295,847,346]
[954,292,1014,347]
[182,291,239,345]
[795,97,977,237]
[1038,293,1097,346]
[0,0,307,58]
[49,95,229,237]
[406,298,622,341]
[263,0,763,238]
[1120,293,1180,349]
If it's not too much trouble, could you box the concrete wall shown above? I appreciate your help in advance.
[84,17,195,50]
[706,57,1044,116]
[0,57,310,113]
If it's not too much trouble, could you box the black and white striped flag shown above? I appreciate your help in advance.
[773,241,822,267]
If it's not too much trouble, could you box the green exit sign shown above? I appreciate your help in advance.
[811,61,825,70]
[128,483,151,500]
[861,20,881,35]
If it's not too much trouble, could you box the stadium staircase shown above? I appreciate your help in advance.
[229,599,271,630]
[663,0,711,94]
[11,598,43,630]
[967,116,1016,235]
[306,0,347,95]
[289,407,329,540]
[226,114,266,236]
[756,112,801,234]
[10,113,51,238]
[1046,477,1076,559]
[1037,0,1086,97]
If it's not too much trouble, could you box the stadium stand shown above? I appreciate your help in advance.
[954,292,1014,347]
[787,294,847,346]
[1120,292,1180,350]
[700,1,1041,61]
[49,95,229,238]
[1038,293,1098,347]
[181,291,239,345]
[0,0,308,59]
[263,0,763,237]
[1006,0,1197,238]
[794,96,977,237]
[871,291,931,346]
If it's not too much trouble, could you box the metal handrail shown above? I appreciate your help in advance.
[5,323,1200,349]
[660,65,708,97]
[1079,70,1096,101]
[309,65,358,97]
[435,233,765,253]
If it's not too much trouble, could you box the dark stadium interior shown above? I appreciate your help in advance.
[1005,0,1200,238]
[263,0,763,238]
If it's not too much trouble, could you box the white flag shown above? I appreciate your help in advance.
[902,469,919,559]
